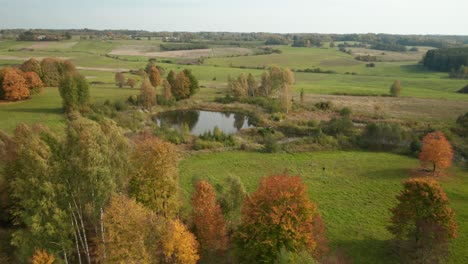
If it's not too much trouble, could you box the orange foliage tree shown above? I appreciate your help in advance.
[388,178,458,263]
[419,131,454,174]
[148,66,163,88]
[32,249,55,264]
[191,180,228,255]
[23,71,44,94]
[235,175,328,263]
[162,219,200,264]
[1,68,30,100]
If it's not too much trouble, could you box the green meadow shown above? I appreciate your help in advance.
[180,151,468,264]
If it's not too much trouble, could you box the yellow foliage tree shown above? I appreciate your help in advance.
[162,219,199,264]
[32,250,55,264]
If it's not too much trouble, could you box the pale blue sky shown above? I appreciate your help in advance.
[0,0,467,34]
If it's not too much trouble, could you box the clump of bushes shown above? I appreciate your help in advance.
[154,123,191,145]
[243,97,283,113]
[315,101,333,111]
[359,122,410,151]
[321,116,354,136]
[194,126,235,150]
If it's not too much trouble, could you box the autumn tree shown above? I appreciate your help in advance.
[247,73,258,97]
[23,71,44,94]
[148,66,163,88]
[40,58,61,87]
[63,115,131,263]
[1,68,30,100]
[5,124,73,263]
[235,175,327,263]
[167,70,177,88]
[419,131,454,174]
[3,116,130,263]
[229,74,248,100]
[100,195,158,263]
[162,79,173,100]
[183,69,199,96]
[191,180,228,255]
[279,68,295,113]
[20,58,43,77]
[388,178,458,263]
[390,80,401,97]
[139,78,156,109]
[59,73,90,113]
[114,72,126,88]
[129,134,180,218]
[126,77,137,88]
[32,250,55,264]
[162,219,200,264]
[172,71,191,100]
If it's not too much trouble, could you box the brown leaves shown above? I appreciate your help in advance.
[388,178,458,262]
[191,180,228,254]
[419,131,454,175]
[236,174,327,263]
[32,250,55,264]
[1,68,30,101]
[148,66,162,88]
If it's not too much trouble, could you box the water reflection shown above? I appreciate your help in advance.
[155,110,254,136]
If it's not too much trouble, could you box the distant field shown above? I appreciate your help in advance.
[180,151,468,264]
[109,46,253,58]
[350,46,433,61]
[0,39,467,131]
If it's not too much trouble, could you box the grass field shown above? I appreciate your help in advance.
[179,151,468,264]
[0,85,139,134]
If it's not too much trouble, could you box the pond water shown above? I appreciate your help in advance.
[154,110,255,136]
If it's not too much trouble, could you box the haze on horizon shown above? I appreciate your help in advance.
[0,0,467,35]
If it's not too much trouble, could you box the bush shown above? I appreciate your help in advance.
[214,94,236,104]
[193,139,225,150]
[198,126,235,147]
[359,122,410,151]
[339,107,352,117]
[315,101,333,111]
[263,132,280,153]
[321,117,354,136]
[243,97,284,113]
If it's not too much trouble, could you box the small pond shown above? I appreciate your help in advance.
[154,110,255,136]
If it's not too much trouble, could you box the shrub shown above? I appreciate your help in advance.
[359,122,409,151]
[321,117,354,136]
[263,132,280,153]
[339,107,352,117]
[315,101,333,111]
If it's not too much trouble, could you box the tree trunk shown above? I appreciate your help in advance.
[100,207,107,260]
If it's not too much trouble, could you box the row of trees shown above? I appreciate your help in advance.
[0,57,79,101]
[228,67,295,112]
[115,62,199,109]
[422,47,468,72]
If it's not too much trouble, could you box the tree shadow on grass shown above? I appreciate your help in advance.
[4,107,63,114]
[330,238,397,264]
